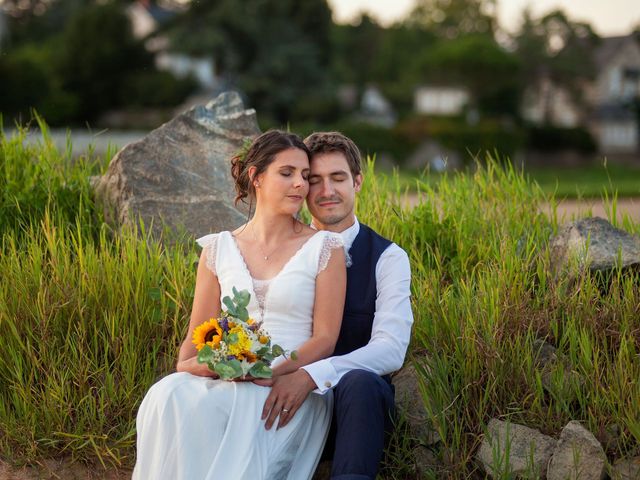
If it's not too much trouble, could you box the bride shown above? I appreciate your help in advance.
[133,130,347,479]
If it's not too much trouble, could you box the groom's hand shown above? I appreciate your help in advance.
[258,369,317,430]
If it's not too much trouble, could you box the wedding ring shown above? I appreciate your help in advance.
[282,408,290,413]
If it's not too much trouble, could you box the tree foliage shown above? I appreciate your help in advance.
[514,9,600,99]
[167,0,333,123]
[408,0,496,38]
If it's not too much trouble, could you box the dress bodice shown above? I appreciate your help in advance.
[196,230,344,354]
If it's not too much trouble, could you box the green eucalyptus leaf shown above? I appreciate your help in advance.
[255,346,269,356]
[290,350,298,361]
[222,296,236,312]
[215,361,238,380]
[235,289,251,307]
[272,344,284,357]
[236,306,249,321]
[249,362,272,379]
[197,345,214,364]
[227,333,238,345]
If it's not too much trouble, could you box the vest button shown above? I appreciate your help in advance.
[324,381,332,388]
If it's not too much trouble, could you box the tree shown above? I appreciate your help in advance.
[407,0,497,38]
[55,2,151,122]
[418,35,522,116]
[513,9,600,119]
[166,0,333,123]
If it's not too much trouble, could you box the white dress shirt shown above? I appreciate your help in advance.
[302,219,413,394]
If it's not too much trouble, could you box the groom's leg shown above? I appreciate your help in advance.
[330,369,395,480]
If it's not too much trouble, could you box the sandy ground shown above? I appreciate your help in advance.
[0,459,131,480]
[541,197,640,224]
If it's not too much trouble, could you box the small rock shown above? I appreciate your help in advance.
[549,217,640,275]
[547,421,606,480]
[610,457,640,480]
[413,445,439,476]
[476,418,556,478]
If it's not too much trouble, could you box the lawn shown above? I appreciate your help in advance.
[396,162,640,199]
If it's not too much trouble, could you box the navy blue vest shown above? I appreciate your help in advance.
[333,223,392,356]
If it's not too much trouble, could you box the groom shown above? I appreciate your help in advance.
[257,132,413,479]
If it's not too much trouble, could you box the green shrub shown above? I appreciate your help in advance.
[0,119,104,238]
[527,125,597,153]
[0,50,51,121]
[397,115,526,162]
[122,71,197,108]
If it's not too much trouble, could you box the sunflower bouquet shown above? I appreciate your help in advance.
[192,287,294,380]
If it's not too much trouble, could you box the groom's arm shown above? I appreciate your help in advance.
[301,244,413,393]
[256,244,412,429]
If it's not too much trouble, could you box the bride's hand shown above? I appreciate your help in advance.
[176,356,219,378]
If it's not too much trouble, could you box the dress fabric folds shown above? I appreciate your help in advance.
[133,230,344,480]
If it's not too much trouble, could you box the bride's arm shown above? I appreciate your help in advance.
[176,248,222,377]
[271,246,346,377]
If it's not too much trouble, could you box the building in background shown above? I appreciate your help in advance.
[589,35,640,154]
[414,86,470,116]
[522,34,640,155]
[127,0,218,91]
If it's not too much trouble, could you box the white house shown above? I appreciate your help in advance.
[521,34,640,154]
[414,86,469,116]
[589,35,640,153]
[126,0,218,91]
[521,76,582,128]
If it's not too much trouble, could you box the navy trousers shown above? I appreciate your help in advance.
[321,369,396,480]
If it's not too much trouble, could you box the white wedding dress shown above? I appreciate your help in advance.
[133,230,344,480]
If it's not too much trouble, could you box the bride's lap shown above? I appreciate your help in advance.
[135,372,332,479]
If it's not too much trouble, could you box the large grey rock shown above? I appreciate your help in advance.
[549,217,640,274]
[476,418,557,478]
[392,363,441,446]
[547,421,606,480]
[93,91,258,239]
[610,457,640,480]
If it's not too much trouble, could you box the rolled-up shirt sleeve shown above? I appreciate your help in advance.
[302,243,413,394]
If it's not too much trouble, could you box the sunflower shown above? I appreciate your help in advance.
[192,317,223,351]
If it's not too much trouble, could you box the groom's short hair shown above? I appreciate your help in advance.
[304,132,362,178]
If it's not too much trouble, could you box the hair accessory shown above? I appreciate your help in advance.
[233,137,254,166]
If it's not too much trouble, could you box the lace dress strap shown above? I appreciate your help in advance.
[318,231,349,272]
[196,233,219,275]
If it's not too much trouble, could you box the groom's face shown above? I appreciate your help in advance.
[307,151,362,230]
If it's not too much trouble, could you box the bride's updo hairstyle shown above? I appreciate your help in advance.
[230,130,310,206]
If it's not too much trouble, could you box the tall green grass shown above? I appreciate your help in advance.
[1,130,638,477]
[0,118,107,238]
[358,159,640,477]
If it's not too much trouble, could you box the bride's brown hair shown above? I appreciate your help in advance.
[230,130,310,206]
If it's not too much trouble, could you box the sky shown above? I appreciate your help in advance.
[327,0,640,37]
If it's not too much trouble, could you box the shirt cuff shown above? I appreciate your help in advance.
[301,360,338,395]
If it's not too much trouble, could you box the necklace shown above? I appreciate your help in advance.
[251,223,279,261]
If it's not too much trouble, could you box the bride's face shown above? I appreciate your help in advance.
[252,148,310,216]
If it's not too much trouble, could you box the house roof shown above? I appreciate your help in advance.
[594,34,640,69]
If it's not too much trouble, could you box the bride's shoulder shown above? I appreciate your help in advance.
[195,231,226,248]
